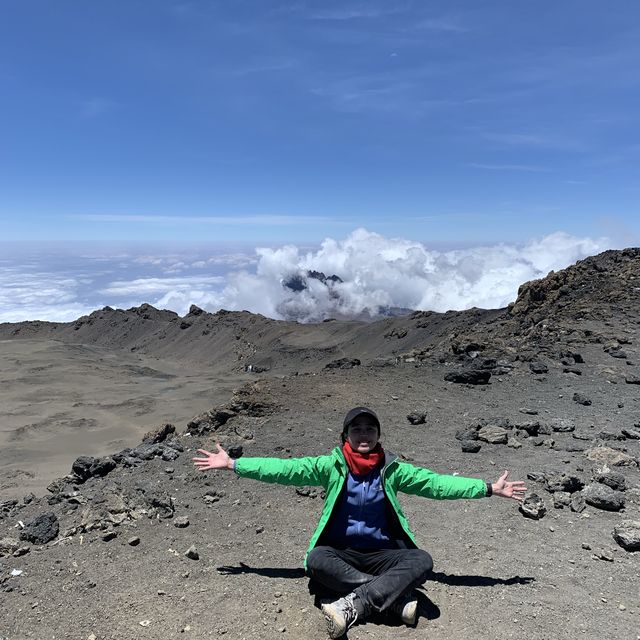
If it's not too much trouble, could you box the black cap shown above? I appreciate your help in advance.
[342,407,380,433]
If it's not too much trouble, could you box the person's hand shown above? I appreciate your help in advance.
[491,471,527,501]
[192,443,234,471]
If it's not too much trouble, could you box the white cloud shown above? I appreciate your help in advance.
[0,230,617,323]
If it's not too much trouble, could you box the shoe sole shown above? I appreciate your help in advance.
[321,603,347,639]
[401,599,418,625]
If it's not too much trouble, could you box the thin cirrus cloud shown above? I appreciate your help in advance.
[70,214,335,226]
[467,163,549,173]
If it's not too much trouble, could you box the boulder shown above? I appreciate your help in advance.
[529,362,548,374]
[545,473,584,494]
[572,393,592,406]
[594,471,626,492]
[461,440,482,453]
[142,423,175,444]
[612,521,640,551]
[406,412,427,425]
[581,483,625,511]
[477,426,509,445]
[519,494,546,519]
[585,447,637,467]
[19,512,59,545]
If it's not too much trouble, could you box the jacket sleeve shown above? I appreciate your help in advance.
[392,462,488,499]
[234,455,332,487]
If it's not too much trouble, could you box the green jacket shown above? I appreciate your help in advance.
[235,446,488,567]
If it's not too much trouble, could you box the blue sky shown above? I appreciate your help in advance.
[1,0,639,246]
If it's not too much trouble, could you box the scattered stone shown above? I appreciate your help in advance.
[529,362,548,374]
[0,537,20,556]
[174,516,190,528]
[572,393,592,406]
[624,374,640,384]
[89,457,117,478]
[71,456,96,482]
[612,521,640,551]
[444,370,491,385]
[102,531,117,542]
[545,473,584,494]
[128,537,141,546]
[185,545,199,560]
[621,427,640,440]
[553,421,575,433]
[23,493,36,505]
[553,492,572,509]
[519,408,539,415]
[165,467,175,474]
[19,512,59,545]
[142,423,175,444]
[595,471,626,492]
[519,494,546,519]
[597,430,622,441]
[507,437,523,449]
[563,366,583,375]
[586,446,637,467]
[406,412,427,425]
[325,358,361,369]
[570,493,586,513]
[581,483,626,511]
[460,440,481,453]
[228,445,244,459]
[455,427,479,441]
[477,426,509,444]
[581,543,591,550]
[516,421,541,437]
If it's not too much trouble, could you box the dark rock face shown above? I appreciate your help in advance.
[612,521,640,551]
[71,456,95,481]
[461,440,482,453]
[444,370,491,385]
[19,512,59,544]
[581,483,626,511]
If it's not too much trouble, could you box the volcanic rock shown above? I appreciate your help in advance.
[624,374,640,384]
[621,427,640,440]
[325,358,361,369]
[519,494,546,519]
[545,473,584,494]
[444,370,491,385]
[585,447,637,467]
[612,521,640,551]
[460,440,482,453]
[594,472,626,492]
[529,362,548,374]
[572,393,592,406]
[19,512,59,545]
[581,483,625,511]
[553,492,572,509]
[142,423,176,444]
[477,425,509,444]
[406,412,427,425]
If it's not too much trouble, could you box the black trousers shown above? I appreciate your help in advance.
[306,546,433,616]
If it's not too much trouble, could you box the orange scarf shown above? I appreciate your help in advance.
[342,441,385,476]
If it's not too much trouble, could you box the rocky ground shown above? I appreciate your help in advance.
[1,248,639,640]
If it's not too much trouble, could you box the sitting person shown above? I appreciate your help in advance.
[193,406,526,638]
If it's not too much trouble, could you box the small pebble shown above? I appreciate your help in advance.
[619,604,626,611]
[185,545,199,560]
[128,537,141,546]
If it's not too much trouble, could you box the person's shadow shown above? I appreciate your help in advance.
[217,564,535,637]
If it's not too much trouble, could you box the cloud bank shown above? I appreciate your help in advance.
[0,230,615,324]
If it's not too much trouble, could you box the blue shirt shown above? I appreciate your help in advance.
[322,467,395,548]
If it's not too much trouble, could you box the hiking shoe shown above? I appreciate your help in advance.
[390,591,418,625]
[321,592,358,638]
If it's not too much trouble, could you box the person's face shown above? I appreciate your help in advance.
[346,416,380,453]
